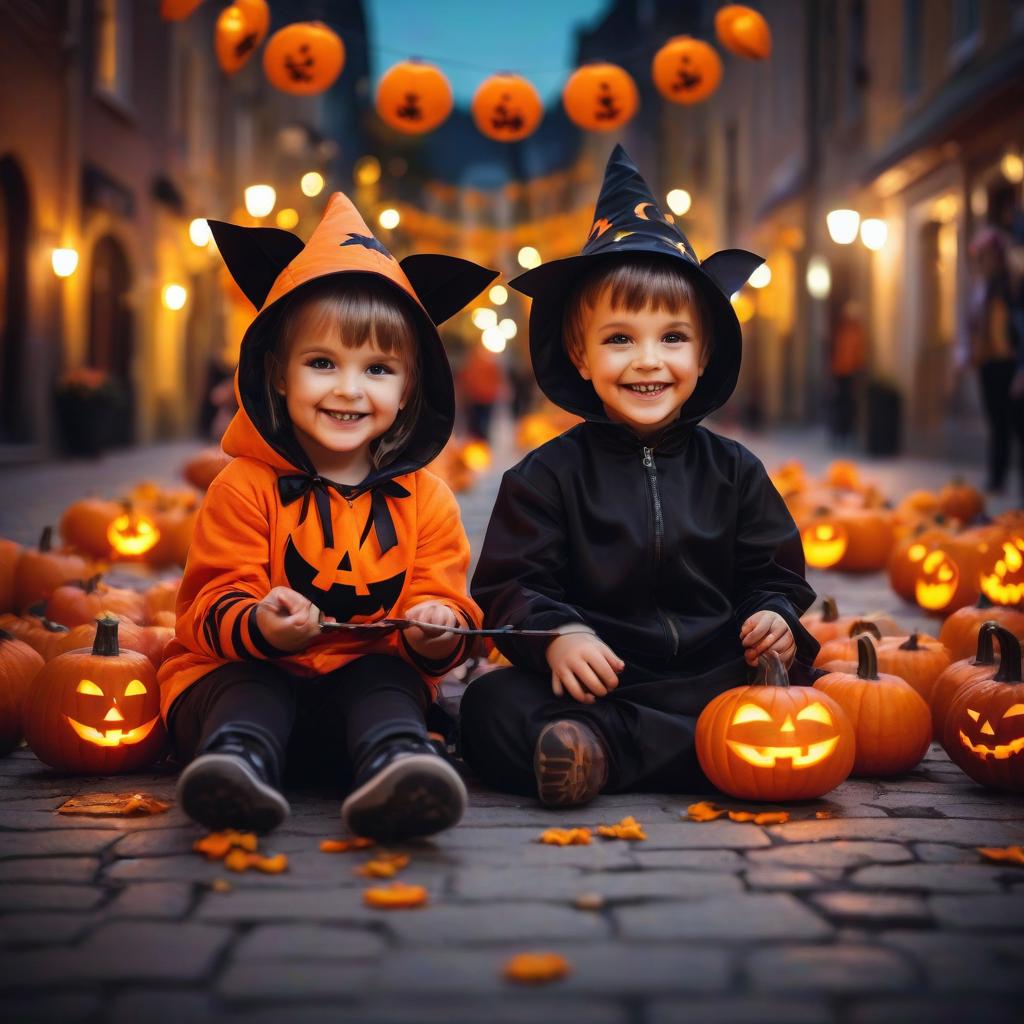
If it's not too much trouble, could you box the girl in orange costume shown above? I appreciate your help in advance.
[160,193,496,839]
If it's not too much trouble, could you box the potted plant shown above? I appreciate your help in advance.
[53,367,124,456]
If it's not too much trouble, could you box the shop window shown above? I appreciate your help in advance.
[94,0,132,106]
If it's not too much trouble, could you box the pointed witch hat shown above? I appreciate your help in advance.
[509,144,764,423]
[209,192,498,479]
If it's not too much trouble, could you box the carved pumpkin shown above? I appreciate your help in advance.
[0,630,44,755]
[183,447,233,491]
[562,63,639,132]
[22,616,166,774]
[800,516,848,569]
[695,652,854,801]
[215,0,270,75]
[942,627,1024,791]
[13,528,89,613]
[60,498,123,558]
[930,621,1005,741]
[263,22,345,96]
[816,635,931,777]
[937,477,985,524]
[913,539,982,614]
[939,596,1024,661]
[107,507,161,559]
[53,616,172,670]
[978,532,1024,607]
[471,73,543,142]
[714,4,773,60]
[376,60,453,135]
[46,575,146,627]
[0,538,21,613]
[652,36,722,105]
[888,521,950,601]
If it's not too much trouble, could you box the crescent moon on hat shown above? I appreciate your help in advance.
[634,202,660,221]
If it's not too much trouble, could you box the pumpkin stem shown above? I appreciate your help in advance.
[82,574,102,594]
[0,628,14,642]
[974,620,1000,665]
[40,618,69,635]
[992,625,1022,684]
[855,634,880,680]
[976,593,995,609]
[821,596,839,622]
[899,632,921,651]
[755,651,790,688]
[847,620,882,641]
[92,615,121,657]
[39,526,53,553]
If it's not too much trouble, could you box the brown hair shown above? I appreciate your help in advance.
[562,255,711,366]
[264,275,423,470]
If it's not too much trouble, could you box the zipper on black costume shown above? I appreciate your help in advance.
[642,446,680,657]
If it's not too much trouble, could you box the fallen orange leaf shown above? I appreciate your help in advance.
[978,845,1024,866]
[503,951,571,985]
[210,878,232,893]
[320,837,375,853]
[727,810,790,825]
[193,830,259,860]
[539,827,592,846]
[224,848,252,872]
[249,852,288,874]
[596,815,647,840]
[356,853,410,878]
[686,801,727,822]
[363,882,429,909]
[58,793,170,817]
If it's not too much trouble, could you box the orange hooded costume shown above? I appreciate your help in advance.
[157,193,497,722]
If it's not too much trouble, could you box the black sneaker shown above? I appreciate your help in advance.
[341,737,467,842]
[534,719,608,807]
[176,734,290,834]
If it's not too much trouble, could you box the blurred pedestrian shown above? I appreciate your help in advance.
[457,344,504,442]
[828,301,867,449]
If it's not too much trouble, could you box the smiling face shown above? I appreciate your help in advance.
[66,676,160,747]
[959,701,1024,761]
[726,699,841,769]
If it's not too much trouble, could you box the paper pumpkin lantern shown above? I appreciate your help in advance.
[714,4,773,60]
[376,60,453,135]
[13,527,89,613]
[815,635,931,777]
[938,596,1024,662]
[22,616,166,774]
[562,63,639,132]
[942,627,1024,791]
[695,652,855,801]
[215,0,270,75]
[0,630,44,755]
[263,22,345,96]
[161,0,203,20]
[651,36,723,105]
[471,73,543,142]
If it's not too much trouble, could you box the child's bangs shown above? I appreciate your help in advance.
[589,259,701,317]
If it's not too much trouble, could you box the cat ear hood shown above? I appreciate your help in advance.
[509,144,763,425]
[211,191,498,480]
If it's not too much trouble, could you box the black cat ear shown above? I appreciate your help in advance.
[208,220,305,310]
[701,249,765,297]
[400,254,499,325]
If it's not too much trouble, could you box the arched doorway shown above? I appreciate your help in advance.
[0,156,31,443]
[88,234,135,444]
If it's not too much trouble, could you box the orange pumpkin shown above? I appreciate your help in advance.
[888,521,950,601]
[16,616,72,661]
[215,0,269,75]
[815,620,885,666]
[799,597,899,646]
[146,501,198,568]
[912,538,982,615]
[695,652,854,801]
[60,497,123,558]
[562,63,639,132]
[800,513,849,569]
[46,575,146,627]
[53,616,172,669]
[0,630,44,754]
[937,477,984,524]
[106,507,161,560]
[815,635,931,777]
[161,0,203,20]
[183,447,233,491]
[471,73,543,142]
[144,578,182,623]
[873,632,952,706]
[834,507,895,572]
[22,616,167,774]
[714,4,773,60]
[376,59,453,135]
[0,538,21,613]
[978,530,1024,607]
[263,22,345,96]
[939,596,1024,662]
[930,621,1005,741]
[652,36,722,105]
[13,528,89,613]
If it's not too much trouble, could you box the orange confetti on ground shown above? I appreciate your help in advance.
[503,951,572,985]
[727,810,790,825]
[539,827,592,846]
[596,815,647,840]
[363,882,429,909]
[815,810,834,819]
[356,853,411,878]
[686,801,727,822]
[222,849,289,874]
[58,792,171,817]
[210,879,232,893]
[978,845,1024,866]
[193,830,259,860]
[320,837,375,853]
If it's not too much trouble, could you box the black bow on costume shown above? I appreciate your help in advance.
[277,473,410,555]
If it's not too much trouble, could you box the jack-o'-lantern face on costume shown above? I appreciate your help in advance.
[801,519,849,569]
[980,536,1024,606]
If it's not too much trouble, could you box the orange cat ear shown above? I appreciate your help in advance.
[207,220,305,310]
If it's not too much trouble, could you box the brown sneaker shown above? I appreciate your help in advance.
[534,720,608,807]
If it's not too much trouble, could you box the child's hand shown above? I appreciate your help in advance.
[740,610,795,667]
[402,601,461,660]
[256,586,323,653]
[546,632,624,704]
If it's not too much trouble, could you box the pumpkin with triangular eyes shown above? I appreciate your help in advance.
[22,617,166,774]
[696,653,855,801]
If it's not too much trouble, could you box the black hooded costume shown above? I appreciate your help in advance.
[460,146,819,795]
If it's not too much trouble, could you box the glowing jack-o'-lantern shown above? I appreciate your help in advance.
[980,535,1024,606]
[695,653,855,801]
[263,22,345,96]
[107,509,161,558]
[376,60,453,135]
[471,74,543,142]
[562,63,639,132]
[651,37,723,105]
[801,519,849,569]
[460,440,492,474]
[942,628,1024,791]
[22,616,166,774]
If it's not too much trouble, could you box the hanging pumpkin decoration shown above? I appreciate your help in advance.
[815,635,931,777]
[22,616,166,775]
[800,514,848,569]
[939,595,1024,662]
[930,620,1004,740]
[60,497,123,559]
[471,73,544,142]
[263,22,345,96]
[161,0,204,20]
[215,0,270,75]
[652,36,723,105]
[45,575,146,627]
[562,63,639,132]
[695,652,854,801]
[714,4,773,60]
[107,507,162,559]
[13,528,90,613]
[376,59,453,135]
[0,538,21,613]
[979,531,1024,607]
[0,630,45,755]
[942,627,1024,792]
[936,477,985,524]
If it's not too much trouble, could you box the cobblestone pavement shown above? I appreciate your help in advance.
[2,424,1024,1023]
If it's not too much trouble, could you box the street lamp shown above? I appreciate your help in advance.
[162,284,188,311]
[860,218,888,251]
[301,171,325,197]
[379,208,400,229]
[471,307,497,330]
[482,326,507,353]
[748,264,772,288]
[51,248,79,278]
[188,219,212,247]
[276,208,299,230]
[498,318,517,339]
[806,256,831,299]
[489,284,508,305]
[666,188,692,216]
[518,246,541,270]
[826,209,860,245]
[244,185,276,219]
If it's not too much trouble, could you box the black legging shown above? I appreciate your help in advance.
[979,358,1024,496]
[167,655,429,790]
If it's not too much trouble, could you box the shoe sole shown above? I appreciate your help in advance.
[534,720,606,807]
[341,754,467,842]
[176,753,290,834]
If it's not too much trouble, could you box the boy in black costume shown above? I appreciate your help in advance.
[461,146,820,805]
